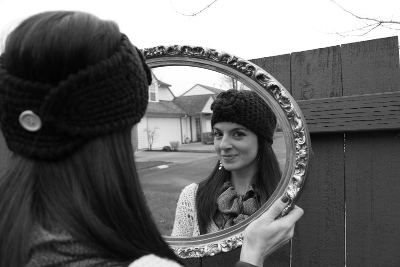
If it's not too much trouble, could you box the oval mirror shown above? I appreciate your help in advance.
[136,66,287,234]
[138,45,311,258]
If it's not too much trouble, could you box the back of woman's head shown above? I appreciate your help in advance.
[3,11,120,84]
[0,11,180,266]
[0,11,150,160]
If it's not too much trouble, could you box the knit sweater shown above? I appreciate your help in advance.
[171,183,219,237]
[27,225,182,267]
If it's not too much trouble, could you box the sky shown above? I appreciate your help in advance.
[0,0,399,95]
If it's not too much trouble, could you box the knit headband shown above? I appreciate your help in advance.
[211,89,277,144]
[0,34,151,160]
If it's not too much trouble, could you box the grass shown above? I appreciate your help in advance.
[143,190,180,236]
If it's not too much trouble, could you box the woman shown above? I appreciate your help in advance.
[0,11,302,267]
[172,89,281,237]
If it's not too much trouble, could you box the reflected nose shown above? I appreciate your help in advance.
[219,135,232,150]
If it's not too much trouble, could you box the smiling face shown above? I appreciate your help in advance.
[213,122,259,176]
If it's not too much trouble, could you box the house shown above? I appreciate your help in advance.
[137,76,224,150]
[180,84,224,97]
[137,73,185,150]
[173,84,224,144]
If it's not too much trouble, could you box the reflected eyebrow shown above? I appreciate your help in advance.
[213,127,249,132]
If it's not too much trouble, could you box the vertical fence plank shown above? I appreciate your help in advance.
[249,54,292,267]
[341,36,400,96]
[250,54,291,94]
[263,245,290,267]
[290,46,342,100]
[201,247,240,267]
[345,131,400,266]
[342,36,400,267]
[291,45,345,266]
[181,258,201,267]
[291,134,345,266]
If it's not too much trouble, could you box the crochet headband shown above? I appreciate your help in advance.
[211,89,277,144]
[0,34,151,160]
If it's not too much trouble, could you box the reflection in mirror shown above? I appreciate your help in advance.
[135,66,286,236]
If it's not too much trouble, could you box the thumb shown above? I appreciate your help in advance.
[261,195,290,221]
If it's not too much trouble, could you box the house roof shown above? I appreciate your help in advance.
[196,84,225,94]
[181,84,224,96]
[173,95,215,114]
[157,79,172,88]
[146,100,186,114]
[151,70,172,87]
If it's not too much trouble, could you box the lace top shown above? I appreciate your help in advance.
[128,254,182,267]
[171,183,219,237]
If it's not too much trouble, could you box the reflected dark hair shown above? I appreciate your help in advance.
[196,136,281,235]
[0,11,181,266]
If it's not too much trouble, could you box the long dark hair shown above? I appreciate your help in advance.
[0,11,181,266]
[196,136,282,235]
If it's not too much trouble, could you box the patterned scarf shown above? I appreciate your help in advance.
[213,181,259,230]
[27,225,122,267]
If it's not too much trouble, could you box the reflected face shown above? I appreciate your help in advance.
[213,122,258,173]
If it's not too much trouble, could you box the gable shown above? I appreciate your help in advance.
[158,86,175,101]
[201,96,214,113]
[173,95,213,114]
[182,84,223,96]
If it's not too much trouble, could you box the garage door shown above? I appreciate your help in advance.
[148,118,181,150]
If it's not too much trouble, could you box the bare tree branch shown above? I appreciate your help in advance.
[331,0,400,36]
[170,0,218,17]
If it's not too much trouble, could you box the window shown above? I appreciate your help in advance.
[149,83,157,102]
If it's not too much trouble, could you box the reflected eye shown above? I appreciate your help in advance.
[213,131,222,138]
[233,131,246,138]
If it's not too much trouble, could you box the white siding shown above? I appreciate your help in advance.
[137,116,148,150]
[183,85,214,96]
[205,117,212,132]
[191,116,199,142]
[201,96,214,113]
[148,118,181,149]
[201,115,211,133]
[158,87,174,101]
[181,117,191,143]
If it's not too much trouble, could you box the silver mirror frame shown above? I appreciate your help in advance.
[142,45,311,258]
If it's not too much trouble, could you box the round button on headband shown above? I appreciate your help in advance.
[19,111,42,132]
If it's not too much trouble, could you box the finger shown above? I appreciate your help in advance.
[277,205,304,224]
[261,194,291,220]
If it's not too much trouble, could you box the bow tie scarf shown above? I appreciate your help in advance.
[213,182,259,230]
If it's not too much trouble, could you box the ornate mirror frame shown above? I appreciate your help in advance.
[142,45,311,258]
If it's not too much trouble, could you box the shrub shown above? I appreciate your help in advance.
[162,146,172,151]
[169,141,180,150]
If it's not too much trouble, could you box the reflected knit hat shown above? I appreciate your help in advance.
[0,34,151,160]
[211,89,277,144]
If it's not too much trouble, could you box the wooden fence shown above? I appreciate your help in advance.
[1,36,399,266]
[183,36,400,267]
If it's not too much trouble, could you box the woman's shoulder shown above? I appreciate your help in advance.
[182,182,198,193]
[128,254,182,267]
[179,183,199,200]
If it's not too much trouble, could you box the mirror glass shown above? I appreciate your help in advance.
[136,66,287,236]
[138,45,310,259]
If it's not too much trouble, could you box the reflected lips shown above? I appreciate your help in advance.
[222,155,236,161]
